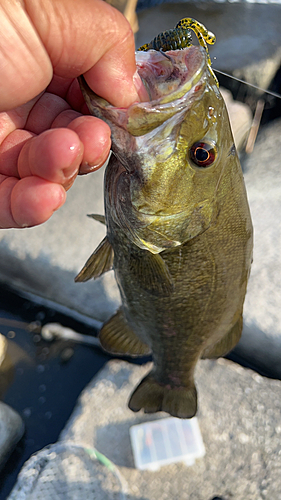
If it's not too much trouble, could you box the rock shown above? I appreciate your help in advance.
[56,359,281,499]
[0,402,25,471]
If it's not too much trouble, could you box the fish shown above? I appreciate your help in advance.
[76,21,253,419]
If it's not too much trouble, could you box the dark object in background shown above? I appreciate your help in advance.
[261,63,281,124]
[0,286,110,500]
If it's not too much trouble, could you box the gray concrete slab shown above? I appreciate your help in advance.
[236,119,281,377]
[56,359,281,499]
[0,167,119,324]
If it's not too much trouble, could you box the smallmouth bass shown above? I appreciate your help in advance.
[76,28,253,418]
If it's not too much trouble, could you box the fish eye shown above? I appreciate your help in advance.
[190,142,217,167]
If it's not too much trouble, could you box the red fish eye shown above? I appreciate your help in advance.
[190,142,216,167]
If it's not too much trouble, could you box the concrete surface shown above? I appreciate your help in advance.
[0,167,119,324]
[138,0,281,9]
[56,359,281,500]
[236,118,281,377]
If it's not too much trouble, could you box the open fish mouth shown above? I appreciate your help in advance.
[136,45,207,104]
[127,45,208,136]
[79,46,208,138]
[122,45,208,136]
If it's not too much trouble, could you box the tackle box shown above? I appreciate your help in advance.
[130,416,205,471]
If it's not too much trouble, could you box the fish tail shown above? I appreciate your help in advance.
[128,373,197,419]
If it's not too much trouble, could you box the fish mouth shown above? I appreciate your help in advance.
[126,45,207,136]
[79,46,207,138]
[136,45,206,104]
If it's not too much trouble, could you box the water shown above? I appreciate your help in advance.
[0,285,110,499]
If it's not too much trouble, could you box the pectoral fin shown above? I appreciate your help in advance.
[130,251,173,296]
[87,214,106,224]
[99,308,151,357]
[75,237,114,282]
[201,315,243,359]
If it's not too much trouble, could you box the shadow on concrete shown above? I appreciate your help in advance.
[228,322,281,380]
[94,414,165,469]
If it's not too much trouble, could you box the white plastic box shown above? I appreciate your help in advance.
[130,416,205,471]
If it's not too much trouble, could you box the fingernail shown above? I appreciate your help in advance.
[80,154,111,175]
[79,161,102,175]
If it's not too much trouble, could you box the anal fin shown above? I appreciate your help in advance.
[129,372,197,418]
[75,236,114,282]
[201,315,243,359]
[99,308,151,357]
[130,251,173,296]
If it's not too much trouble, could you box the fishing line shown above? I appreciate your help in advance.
[213,68,281,100]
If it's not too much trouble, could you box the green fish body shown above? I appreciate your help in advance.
[77,45,253,418]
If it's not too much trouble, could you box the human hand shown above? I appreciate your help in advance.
[0,0,145,229]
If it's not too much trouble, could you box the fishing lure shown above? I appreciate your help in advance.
[138,17,218,85]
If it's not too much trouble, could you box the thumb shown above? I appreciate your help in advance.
[26,0,141,107]
[0,0,141,111]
